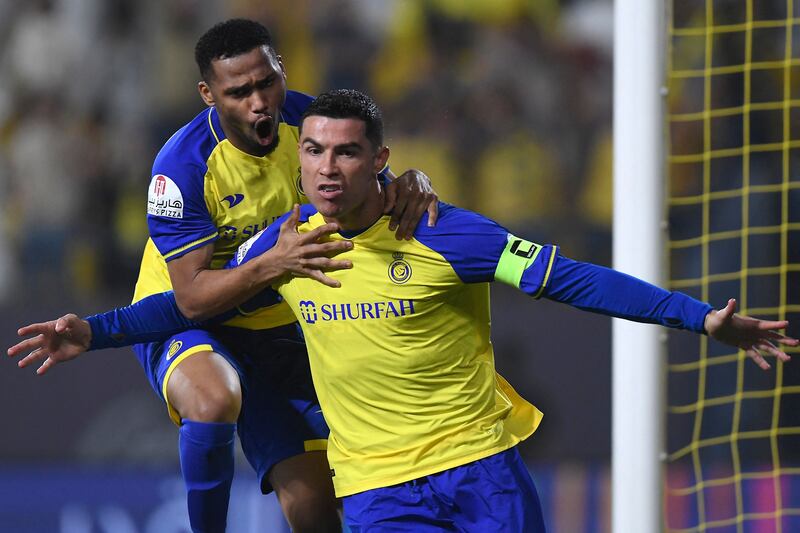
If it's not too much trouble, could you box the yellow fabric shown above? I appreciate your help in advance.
[162,343,214,426]
[276,213,542,496]
[132,122,305,330]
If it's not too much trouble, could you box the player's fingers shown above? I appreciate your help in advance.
[427,194,439,227]
[18,347,49,369]
[16,322,51,337]
[279,204,301,232]
[718,299,736,319]
[54,314,80,334]
[383,180,397,215]
[755,341,791,362]
[389,193,410,235]
[762,329,800,345]
[307,270,342,288]
[37,357,57,376]
[303,222,342,242]
[746,348,771,370]
[7,335,45,358]
[308,240,352,257]
[303,257,353,271]
[394,197,428,240]
[746,319,789,332]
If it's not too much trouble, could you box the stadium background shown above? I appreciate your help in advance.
[5,0,787,531]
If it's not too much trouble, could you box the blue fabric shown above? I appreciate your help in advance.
[343,447,546,532]
[86,292,201,350]
[542,255,713,333]
[134,325,328,493]
[179,419,236,533]
[413,202,510,284]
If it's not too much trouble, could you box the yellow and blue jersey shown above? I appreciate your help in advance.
[233,203,552,496]
[88,202,713,496]
[132,90,314,330]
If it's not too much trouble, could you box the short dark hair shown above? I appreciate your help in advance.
[301,89,384,149]
[194,19,274,81]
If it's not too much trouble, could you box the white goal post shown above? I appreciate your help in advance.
[612,0,666,532]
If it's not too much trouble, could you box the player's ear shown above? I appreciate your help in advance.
[374,146,390,174]
[198,81,215,107]
[276,54,288,81]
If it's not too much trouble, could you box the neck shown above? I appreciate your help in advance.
[324,184,385,232]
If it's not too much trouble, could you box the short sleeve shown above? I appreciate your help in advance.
[147,111,221,261]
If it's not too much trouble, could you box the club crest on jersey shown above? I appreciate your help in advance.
[166,340,183,360]
[388,252,412,284]
[147,174,184,218]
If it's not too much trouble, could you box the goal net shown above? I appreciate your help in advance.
[664,1,800,531]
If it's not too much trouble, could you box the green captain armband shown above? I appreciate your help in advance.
[494,235,543,288]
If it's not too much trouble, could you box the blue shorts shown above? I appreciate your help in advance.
[343,447,545,532]
[133,323,329,493]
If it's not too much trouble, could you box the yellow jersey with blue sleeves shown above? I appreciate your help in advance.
[233,202,553,496]
[132,91,313,330]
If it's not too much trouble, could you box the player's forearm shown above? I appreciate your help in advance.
[173,250,287,321]
[542,256,712,333]
[86,292,204,350]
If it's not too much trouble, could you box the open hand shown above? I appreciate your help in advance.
[7,314,92,375]
[704,299,798,370]
[267,204,353,287]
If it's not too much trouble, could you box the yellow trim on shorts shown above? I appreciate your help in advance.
[162,343,215,426]
[304,439,328,452]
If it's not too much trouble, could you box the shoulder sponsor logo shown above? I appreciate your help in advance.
[221,193,245,208]
[166,340,183,360]
[297,299,416,325]
[147,174,184,219]
[388,252,412,284]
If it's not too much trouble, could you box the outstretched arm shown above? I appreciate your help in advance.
[7,291,203,375]
[704,298,797,369]
[535,255,798,369]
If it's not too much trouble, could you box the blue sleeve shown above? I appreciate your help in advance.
[227,205,315,268]
[86,292,242,350]
[413,203,557,295]
[542,255,713,333]
[147,112,220,261]
[87,292,195,350]
[85,204,309,350]
[280,91,315,126]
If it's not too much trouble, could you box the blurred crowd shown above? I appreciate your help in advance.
[0,0,614,304]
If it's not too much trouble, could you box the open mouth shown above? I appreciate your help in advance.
[254,116,275,145]
[318,183,342,199]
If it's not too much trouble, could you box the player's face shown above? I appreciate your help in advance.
[299,116,389,230]
[198,46,287,157]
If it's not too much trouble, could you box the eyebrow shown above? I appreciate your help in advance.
[301,137,364,152]
[222,73,275,96]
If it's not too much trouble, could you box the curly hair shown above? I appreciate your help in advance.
[194,19,274,81]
